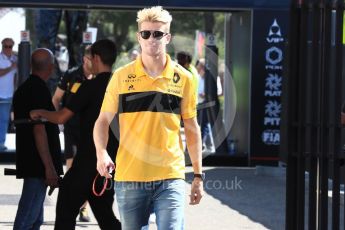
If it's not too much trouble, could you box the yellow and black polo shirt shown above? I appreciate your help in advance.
[101,54,197,182]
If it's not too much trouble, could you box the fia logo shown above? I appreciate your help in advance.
[128,84,135,91]
[173,73,180,84]
[128,74,136,79]
[262,129,280,145]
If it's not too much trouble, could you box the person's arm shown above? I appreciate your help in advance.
[0,62,16,77]
[94,111,116,178]
[183,117,204,205]
[30,107,74,124]
[33,124,59,187]
[52,87,65,110]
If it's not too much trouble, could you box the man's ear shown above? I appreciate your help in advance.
[94,54,101,63]
[165,33,172,45]
[136,32,141,43]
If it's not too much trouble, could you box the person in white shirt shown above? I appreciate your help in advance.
[196,58,222,151]
[0,38,17,151]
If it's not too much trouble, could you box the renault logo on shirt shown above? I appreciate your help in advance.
[128,85,135,91]
[173,73,180,83]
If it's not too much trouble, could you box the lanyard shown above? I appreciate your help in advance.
[92,172,113,197]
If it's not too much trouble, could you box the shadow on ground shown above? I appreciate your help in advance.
[186,167,286,230]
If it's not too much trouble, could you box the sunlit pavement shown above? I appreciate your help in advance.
[0,134,288,230]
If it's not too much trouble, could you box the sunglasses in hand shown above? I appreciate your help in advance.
[139,30,169,40]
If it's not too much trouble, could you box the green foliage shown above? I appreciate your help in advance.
[25,9,226,61]
[88,10,137,52]
[88,9,225,60]
[171,11,225,60]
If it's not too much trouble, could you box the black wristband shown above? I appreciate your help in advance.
[193,173,205,181]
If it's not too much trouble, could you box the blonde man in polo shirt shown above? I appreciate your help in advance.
[94,6,203,229]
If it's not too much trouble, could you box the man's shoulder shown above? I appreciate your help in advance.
[0,53,7,61]
[113,61,136,78]
[65,66,81,74]
[63,66,84,80]
[172,61,193,80]
[15,76,41,93]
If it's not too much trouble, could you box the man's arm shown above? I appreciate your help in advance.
[33,124,59,187]
[0,62,16,77]
[341,112,345,125]
[30,107,74,124]
[184,117,204,205]
[94,111,116,178]
[52,87,65,110]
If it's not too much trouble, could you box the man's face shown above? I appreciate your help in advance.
[137,21,171,57]
[83,54,93,75]
[2,41,14,57]
[196,63,205,76]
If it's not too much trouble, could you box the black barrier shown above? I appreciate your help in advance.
[12,119,47,125]
[4,168,61,196]
[282,0,344,229]
[4,168,16,176]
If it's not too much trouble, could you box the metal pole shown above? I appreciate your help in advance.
[17,41,31,86]
[284,0,302,228]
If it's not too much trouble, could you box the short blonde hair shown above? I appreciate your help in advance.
[137,6,172,30]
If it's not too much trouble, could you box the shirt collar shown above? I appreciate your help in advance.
[135,54,175,79]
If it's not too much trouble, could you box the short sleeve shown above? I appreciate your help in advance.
[101,72,119,114]
[65,80,90,113]
[57,71,70,91]
[181,74,197,119]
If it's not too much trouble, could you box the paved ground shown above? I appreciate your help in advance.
[2,134,345,229]
[0,163,287,230]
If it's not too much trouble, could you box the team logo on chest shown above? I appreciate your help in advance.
[128,74,136,79]
[123,74,141,83]
[167,73,182,95]
[173,73,180,83]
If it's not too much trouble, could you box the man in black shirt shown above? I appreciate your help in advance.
[52,45,93,222]
[30,39,121,229]
[52,45,93,168]
[13,48,63,229]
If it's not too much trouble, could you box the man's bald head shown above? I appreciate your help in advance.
[31,48,54,77]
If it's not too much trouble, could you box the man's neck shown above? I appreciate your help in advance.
[82,66,92,77]
[141,53,167,77]
[2,52,11,58]
[31,72,48,82]
[96,65,111,74]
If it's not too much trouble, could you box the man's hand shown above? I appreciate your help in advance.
[45,167,59,187]
[97,150,115,179]
[11,61,17,70]
[30,109,44,120]
[190,178,204,205]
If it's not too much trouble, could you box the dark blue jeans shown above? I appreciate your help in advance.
[13,178,47,230]
[0,98,12,147]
